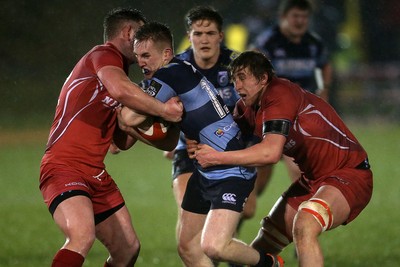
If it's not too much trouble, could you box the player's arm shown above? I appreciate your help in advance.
[98,65,183,122]
[118,106,180,151]
[315,63,332,102]
[112,122,138,151]
[120,121,180,151]
[195,133,285,168]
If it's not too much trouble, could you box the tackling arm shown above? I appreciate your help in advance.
[98,66,183,122]
[118,106,180,151]
[195,133,286,168]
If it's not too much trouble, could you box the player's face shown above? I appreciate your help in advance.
[134,39,166,79]
[280,8,310,40]
[232,67,267,107]
[188,19,223,65]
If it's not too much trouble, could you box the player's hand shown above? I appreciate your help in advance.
[163,150,175,160]
[163,97,183,122]
[186,138,198,159]
[108,141,121,155]
[194,144,219,168]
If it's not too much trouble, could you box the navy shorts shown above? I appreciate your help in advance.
[182,169,256,214]
[171,149,195,180]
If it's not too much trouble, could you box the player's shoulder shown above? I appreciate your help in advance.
[220,46,240,62]
[268,77,302,99]
[89,43,121,57]
[175,48,193,62]
[252,25,279,48]
[154,57,202,90]
[85,43,124,70]
[157,57,197,76]
[304,31,324,46]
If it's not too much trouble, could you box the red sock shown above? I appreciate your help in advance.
[52,248,84,267]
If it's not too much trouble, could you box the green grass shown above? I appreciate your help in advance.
[0,123,399,266]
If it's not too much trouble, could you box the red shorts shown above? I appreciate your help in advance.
[283,168,373,224]
[39,163,124,215]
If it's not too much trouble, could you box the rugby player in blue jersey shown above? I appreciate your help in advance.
[161,6,258,255]
[118,22,284,267]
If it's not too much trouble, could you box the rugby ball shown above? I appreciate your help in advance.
[135,117,170,141]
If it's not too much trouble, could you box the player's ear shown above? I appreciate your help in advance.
[122,24,134,42]
[164,48,173,57]
[219,31,224,43]
[260,73,269,86]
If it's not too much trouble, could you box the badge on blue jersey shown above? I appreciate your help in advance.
[214,128,225,137]
[218,71,229,87]
[144,80,162,97]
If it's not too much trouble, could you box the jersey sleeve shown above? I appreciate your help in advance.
[261,80,301,124]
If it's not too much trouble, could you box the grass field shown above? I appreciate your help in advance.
[1,123,399,266]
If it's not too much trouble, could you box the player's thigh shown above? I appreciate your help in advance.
[172,172,192,207]
[179,209,207,246]
[202,209,241,248]
[95,205,139,253]
[53,195,95,240]
[312,185,350,229]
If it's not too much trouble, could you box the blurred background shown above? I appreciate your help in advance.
[1,0,399,130]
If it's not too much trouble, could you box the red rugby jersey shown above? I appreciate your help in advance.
[246,77,368,179]
[41,43,129,175]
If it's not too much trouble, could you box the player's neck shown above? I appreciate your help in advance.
[280,27,302,44]
[194,53,219,70]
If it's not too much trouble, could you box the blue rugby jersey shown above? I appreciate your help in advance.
[144,57,255,180]
[176,46,240,111]
[175,46,240,153]
[252,24,329,93]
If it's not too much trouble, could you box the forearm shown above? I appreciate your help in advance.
[218,144,280,167]
[113,79,166,117]
[98,66,166,117]
[113,125,137,150]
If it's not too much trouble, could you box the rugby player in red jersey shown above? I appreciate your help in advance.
[39,8,182,267]
[194,51,372,267]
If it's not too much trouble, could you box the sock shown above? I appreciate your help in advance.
[252,250,274,267]
[52,248,84,267]
[104,262,111,267]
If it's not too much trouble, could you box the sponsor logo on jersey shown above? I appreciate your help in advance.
[218,71,229,87]
[222,193,237,205]
[284,139,296,151]
[214,128,225,137]
[144,80,162,97]
[64,182,89,189]
[102,96,119,109]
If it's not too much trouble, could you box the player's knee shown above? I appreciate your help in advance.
[67,227,96,253]
[108,239,141,266]
[201,240,225,262]
[295,198,333,235]
[252,216,291,254]
[177,238,192,261]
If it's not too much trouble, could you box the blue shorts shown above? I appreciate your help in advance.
[182,169,256,214]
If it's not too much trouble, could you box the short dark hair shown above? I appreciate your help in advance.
[135,21,174,51]
[185,6,223,32]
[229,51,275,83]
[103,7,147,41]
[278,0,313,16]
